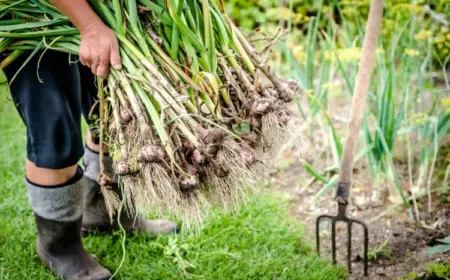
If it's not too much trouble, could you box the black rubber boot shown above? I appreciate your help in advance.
[26,166,113,280]
[35,214,112,280]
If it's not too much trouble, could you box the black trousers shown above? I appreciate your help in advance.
[3,50,99,169]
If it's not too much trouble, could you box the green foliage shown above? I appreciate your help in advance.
[227,0,450,62]
[424,236,450,256]
[400,262,450,279]
[401,271,419,279]
[425,262,450,279]
[232,120,251,134]
[368,237,392,261]
[224,0,314,30]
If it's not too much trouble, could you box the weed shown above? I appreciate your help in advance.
[368,237,392,261]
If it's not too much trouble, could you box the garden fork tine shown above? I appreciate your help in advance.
[315,0,384,276]
[316,198,369,274]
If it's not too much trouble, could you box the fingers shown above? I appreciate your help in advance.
[96,63,109,79]
[90,62,98,76]
[79,46,91,68]
[91,51,110,78]
[80,54,87,67]
[95,42,122,78]
[79,29,122,78]
[110,40,122,70]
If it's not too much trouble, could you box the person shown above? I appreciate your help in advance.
[2,0,177,279]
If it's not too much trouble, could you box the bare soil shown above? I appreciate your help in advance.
[265,97,450,280]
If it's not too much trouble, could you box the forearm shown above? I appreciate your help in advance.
[50,0,103,31]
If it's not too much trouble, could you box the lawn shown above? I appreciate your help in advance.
[0,78,345,280]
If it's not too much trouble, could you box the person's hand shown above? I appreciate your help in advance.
[79,22,122,78]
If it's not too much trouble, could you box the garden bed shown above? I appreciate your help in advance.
[268,98,450,280]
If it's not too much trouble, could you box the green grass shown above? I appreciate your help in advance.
[0,81,345,279]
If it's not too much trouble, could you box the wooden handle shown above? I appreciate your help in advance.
[338,0,385,185]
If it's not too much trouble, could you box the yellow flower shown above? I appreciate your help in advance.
[435,34,446,44]
[404,48,420,57]
[376,48,385,54]
[292,46,306,61]
[266,8,308,25]
[321,83,331,90]
[271,51,281,60]
[414,29,431,41]
[324,47,362,63]
[324,51,333,61]
[392,3,424,15]
[410,113,429,125]
[442,97,450,114]
[341,7,358,18]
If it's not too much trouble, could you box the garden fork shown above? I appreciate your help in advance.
[315,0,385,276]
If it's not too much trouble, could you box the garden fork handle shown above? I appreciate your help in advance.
[336,0,385,204]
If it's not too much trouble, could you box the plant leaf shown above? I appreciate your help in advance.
[437,236,450,245]
[424,244,450,256]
